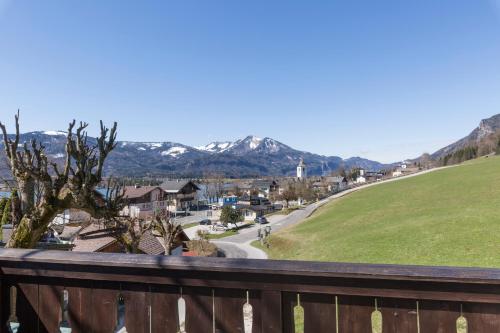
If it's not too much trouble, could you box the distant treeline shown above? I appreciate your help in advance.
[439,133,500,166]
[440,146,478,166]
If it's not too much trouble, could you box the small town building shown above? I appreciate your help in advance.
[161,180,200,212]
[297,158,307,179]
[121,186,168,219]
[236,204,273,220]
[250,180,279,198]
[356,169,367,183]
[392,162,420,177]
[218,195,239,207]
[72,222,189,255]
[356,169,383,183]
[325,176,348,192]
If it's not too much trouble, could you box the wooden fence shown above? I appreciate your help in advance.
[0,248,499,332]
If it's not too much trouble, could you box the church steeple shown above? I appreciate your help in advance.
[297,158,307,179]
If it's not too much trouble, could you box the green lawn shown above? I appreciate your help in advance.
[206,229,238,239]
[182,222,199,229]
[263,156,500,267]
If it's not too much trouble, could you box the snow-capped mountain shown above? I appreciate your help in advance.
[0,132,389,178]
[197,136,292,155]
[196,141,234,153]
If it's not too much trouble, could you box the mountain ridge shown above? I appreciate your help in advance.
[0,132,389,178]
[432,114,500,159]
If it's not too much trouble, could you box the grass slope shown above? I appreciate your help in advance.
[265,156,500,267]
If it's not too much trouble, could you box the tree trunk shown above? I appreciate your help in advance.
[165,236,173,255]
[18,179,35,213]
[6,204,60,248]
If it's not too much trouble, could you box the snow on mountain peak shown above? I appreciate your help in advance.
[161,147,187,158]
[43,131,66,136]
[248,136,263,149]
[262,138,280,153]
[196,141,234,153]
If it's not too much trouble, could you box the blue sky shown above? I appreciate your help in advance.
[1,1,500,163]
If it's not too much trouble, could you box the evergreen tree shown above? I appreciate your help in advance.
[1,196,12,225]
[0,198,7,223]
[220,205,243,226]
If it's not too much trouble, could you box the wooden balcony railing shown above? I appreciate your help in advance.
[0,248,499,332]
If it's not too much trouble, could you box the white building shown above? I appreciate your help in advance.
[297,158,307,179]
[356,169,366,183]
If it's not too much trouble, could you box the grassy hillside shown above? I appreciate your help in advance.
[264,156,500,267]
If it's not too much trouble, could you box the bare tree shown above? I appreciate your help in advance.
[150,213,183,255]
[206,172,225,201]
[281,183,298,208]
[111,217,151,254]
[0,111,124,248]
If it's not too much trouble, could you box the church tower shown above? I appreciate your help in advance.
[297,158,307,179]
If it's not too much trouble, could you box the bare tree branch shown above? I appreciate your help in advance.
[0,111,122,248]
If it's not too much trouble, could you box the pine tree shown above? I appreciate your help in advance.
[0,198,7,223]
[1,196,12,226]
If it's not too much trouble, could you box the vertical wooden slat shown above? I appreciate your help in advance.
[260,290,282,333]
[419,300,460,333]
[91,282,118,333]
[122,283,150,333]
[379,298,418,333]
[38,284,62,333]
[184,287,214,333]
[17,281,40,333]
[0,279,11,333]
[303,293,336,333]
[150,284,179,333]
[463,302,500,331]
[214,288,245,333]
[67,283,93,333]
[213,288,262,333]
[283,292,336,333]
[337,295,373,333]
[249,290,262,333]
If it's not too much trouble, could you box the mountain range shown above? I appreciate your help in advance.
[0,132,389,178]
[4,113,498,179]
[431,114,500,159]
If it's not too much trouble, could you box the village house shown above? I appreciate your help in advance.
[250,179,280,198]
[52,208,94,225]
[392,162,420,177]
[356,169,367,183]
[218,195,238,207]
[356,169,383,184]
[161,180,200,212]
[71,222,190,255]
[121,186,168,219]
[236,195,275,220]
[325,176,348,192]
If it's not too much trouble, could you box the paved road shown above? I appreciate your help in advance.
[172,210,213,226]
[217,166,453,259]
[213,241,267,259]
[221,198,333,245]
[212,242,248,258]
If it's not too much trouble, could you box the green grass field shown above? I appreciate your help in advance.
[263,156,500,267]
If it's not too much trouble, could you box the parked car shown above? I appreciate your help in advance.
[199,219,212,225]
[213,223,227,231]
[254,217,269,224]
